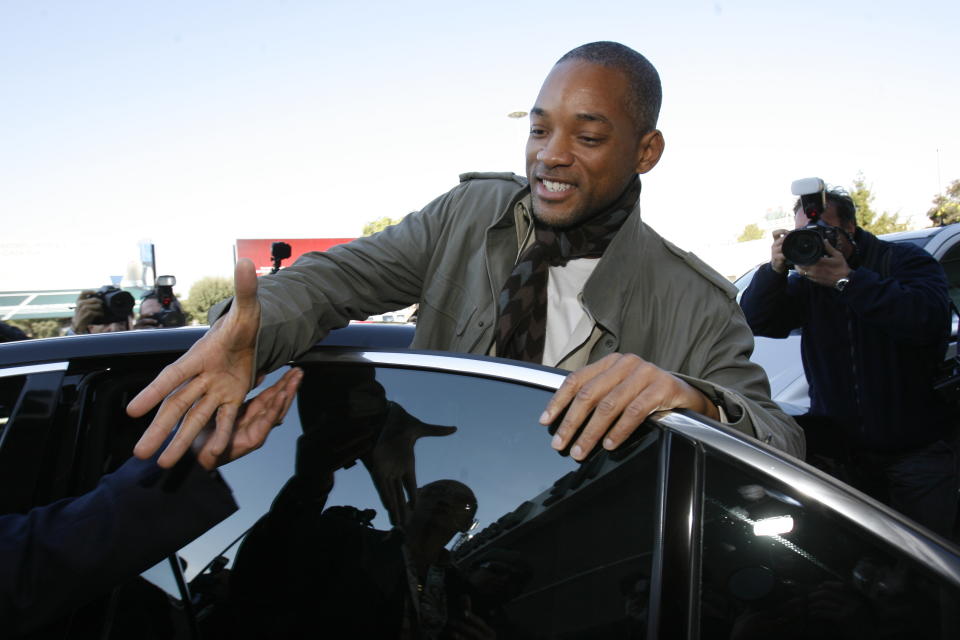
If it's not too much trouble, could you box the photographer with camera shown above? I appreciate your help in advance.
[70,276,186,334]
[70,286,137,334]
[740,179,958,538]
[134,276,187,330]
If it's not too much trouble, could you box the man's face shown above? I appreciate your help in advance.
[794,201,856,259]
[525,60,663,228]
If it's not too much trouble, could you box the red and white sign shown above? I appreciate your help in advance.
[235,238,357,276]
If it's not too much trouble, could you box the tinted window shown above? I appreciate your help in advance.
[700,452,960,639]
[179,361,661,638]
[0,373,25,444]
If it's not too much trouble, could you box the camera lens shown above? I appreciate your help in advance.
[782,229,825,267]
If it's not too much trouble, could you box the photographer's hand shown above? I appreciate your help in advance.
[71,290,104,334]
[132,316,161,330]
[128,259,260,469]
[796,240,851,288]
[770,229,789,274]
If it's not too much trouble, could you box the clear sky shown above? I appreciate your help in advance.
[2,0,958,294]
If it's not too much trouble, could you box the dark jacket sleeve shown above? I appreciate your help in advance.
[841,246,950,346]
[0,453,238,634]
[740,263,807,338]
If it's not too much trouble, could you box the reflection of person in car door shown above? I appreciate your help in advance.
[741,187,958,537]
[228,421,493,639]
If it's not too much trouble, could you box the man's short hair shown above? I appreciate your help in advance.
[793,188,858,226]
[556,41,662,136]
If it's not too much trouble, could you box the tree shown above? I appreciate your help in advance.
[737,223,764,242]
[927,179,960,227]
[363,216,404,236]
[6,318,65,338]
[849,174,908,235]
[184,276,234,324]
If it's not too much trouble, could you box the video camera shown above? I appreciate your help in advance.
[92,285,135,325]
[782,177,842,267]
[148,275,186,327]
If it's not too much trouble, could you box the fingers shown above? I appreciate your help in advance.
[541,355,638,460]
[540,354,711,461]
[212,368,303,468]
[162,392,224,467]
[208,402,240,459]
[560,356,663,460]
[128,357,201,419]
[539,354,619,427]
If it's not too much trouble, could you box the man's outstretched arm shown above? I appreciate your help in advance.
[128,258,262,468]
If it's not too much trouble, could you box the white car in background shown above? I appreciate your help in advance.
[734,223,960,415]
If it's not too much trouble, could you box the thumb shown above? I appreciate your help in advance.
[232,258,260,316]
[420,424,457,438]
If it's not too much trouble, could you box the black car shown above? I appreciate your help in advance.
[2,325,959,638]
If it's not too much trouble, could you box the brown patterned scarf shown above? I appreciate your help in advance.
[495,177,640,363]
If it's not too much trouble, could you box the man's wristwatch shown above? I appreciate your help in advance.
[834,277,851,292]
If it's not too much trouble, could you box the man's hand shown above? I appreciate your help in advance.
[128,259,261,468]
[192,367,303,470]
[539,353,721,461]
[770,229,789,274]
[795,240,851,288]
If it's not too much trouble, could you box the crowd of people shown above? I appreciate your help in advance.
[1,39,957,637]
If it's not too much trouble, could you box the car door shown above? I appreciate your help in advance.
[180,350,668,638]
[649,410,960,640]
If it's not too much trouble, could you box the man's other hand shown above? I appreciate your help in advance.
[770,229,789,274]
[128,259,261,468]
[192,367,303,470]
[539,353,720,461]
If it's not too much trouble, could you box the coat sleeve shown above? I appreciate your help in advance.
[841,246,950,346]
[0,453,237,634]
[209,182,474,375]
[739,263,807,338]
[671,301,806,460]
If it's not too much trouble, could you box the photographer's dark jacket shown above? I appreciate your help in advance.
[741,228,952,452]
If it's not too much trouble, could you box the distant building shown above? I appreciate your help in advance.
[235,238,356,276]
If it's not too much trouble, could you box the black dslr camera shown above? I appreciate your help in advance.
[93,285,135,325]
[150,275,186,328]
[782,177,842,267]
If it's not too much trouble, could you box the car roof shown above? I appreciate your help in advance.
[0,323,416,369]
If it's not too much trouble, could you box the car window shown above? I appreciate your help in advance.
[699,451,960,639]
[0,373,25,444]
[177,361,661,638]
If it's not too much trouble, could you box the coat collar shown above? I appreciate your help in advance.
[490,188,648,343]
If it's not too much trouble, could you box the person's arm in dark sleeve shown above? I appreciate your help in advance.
[0,452,237,634]
[840,248,950,346]
[740,263,805,338]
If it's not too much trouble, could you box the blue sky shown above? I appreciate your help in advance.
[2,1,958,292]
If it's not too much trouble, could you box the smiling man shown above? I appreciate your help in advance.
[128,42,803,478]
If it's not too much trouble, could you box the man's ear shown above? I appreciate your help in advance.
[635,129,665,175]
